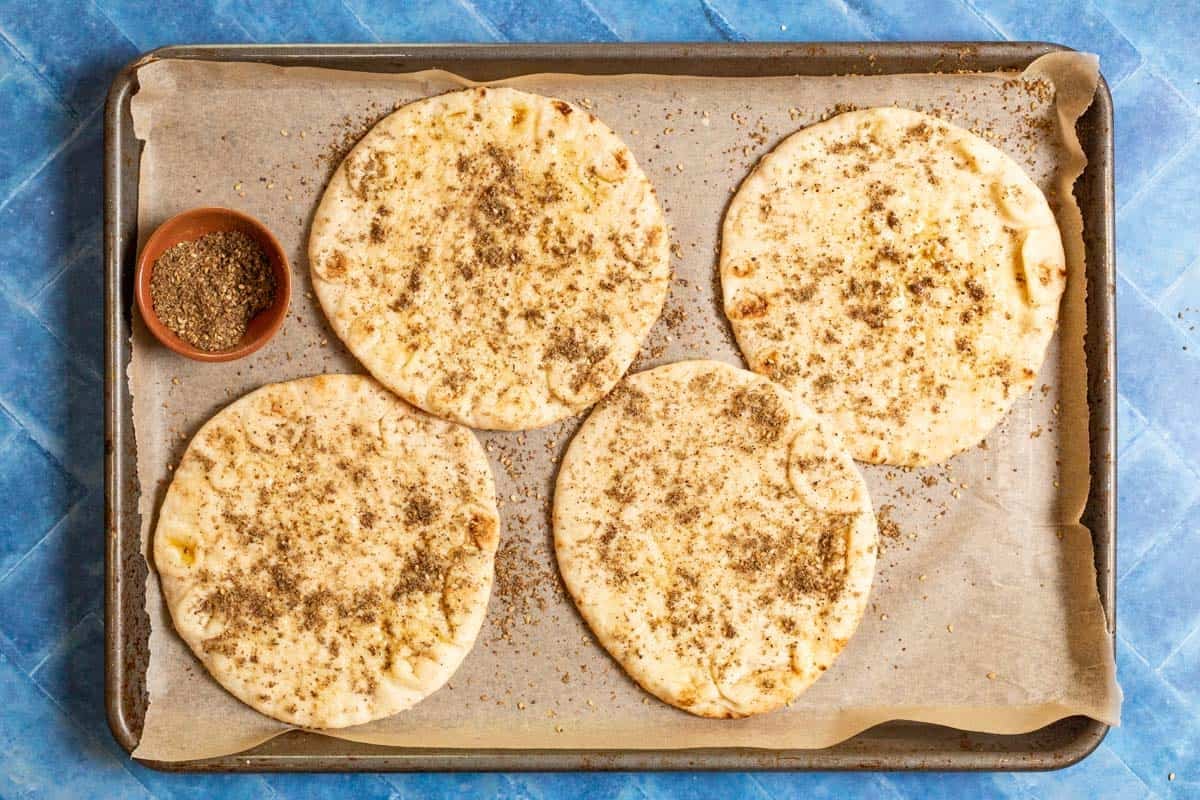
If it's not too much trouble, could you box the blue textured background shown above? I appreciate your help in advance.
[0,0,1196,797]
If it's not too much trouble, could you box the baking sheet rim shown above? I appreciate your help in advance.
[104,41,1116,772]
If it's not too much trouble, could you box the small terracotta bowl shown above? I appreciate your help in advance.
[135,207,292,362]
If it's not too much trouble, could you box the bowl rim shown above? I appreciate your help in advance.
[134,206,292,363]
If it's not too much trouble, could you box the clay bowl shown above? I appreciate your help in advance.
[134,207,291,362]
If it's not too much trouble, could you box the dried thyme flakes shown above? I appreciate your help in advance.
[150,231,276,352]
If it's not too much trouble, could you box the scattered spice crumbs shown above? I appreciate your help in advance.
[877,504,902,540]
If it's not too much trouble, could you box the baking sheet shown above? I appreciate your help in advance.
[127,53,1119,762]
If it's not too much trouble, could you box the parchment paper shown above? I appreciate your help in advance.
[128,52,1119,761]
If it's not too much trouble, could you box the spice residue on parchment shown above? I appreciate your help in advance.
[491,535,554,643]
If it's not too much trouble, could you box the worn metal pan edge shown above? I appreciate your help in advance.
[104,41,1115,772]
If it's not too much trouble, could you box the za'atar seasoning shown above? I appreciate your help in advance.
[149,231,276,352]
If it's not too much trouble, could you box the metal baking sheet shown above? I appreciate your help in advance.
[104,42,1115,772]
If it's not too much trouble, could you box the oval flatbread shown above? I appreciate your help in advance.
[153,375,500,729]
[721,107,1067,466]
[554,360,877,718]
[309,86,671,431]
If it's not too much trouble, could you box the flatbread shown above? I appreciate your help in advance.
[309,86,671,431]
[153,374,500,729]
[720,107,1066,466]
[554,360,877,718]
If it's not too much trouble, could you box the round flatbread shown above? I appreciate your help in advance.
[720,107,1067,466]
[554,360,877,718]
[153,374,500,729]
[309,86,671,431]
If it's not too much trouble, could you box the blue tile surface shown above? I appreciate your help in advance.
[0,487,103,673]
[1159,261,1200,346]
[970,0,1143,86]
[883,771,1029,799]
[1117,137,1200,299]
[0,53,76,203]
[588,0,729,41]
[0,31,18,76]
[90,0,255,50]
[0,0,138,112]
[385,773,517,799]
[0,1,1196,797]
[261,773,400,799]
[1116,428,1200,577]
[342,0,502,43]
[32,239,106,379]
[469,0,620,41]
[753,771,904,799]
[1013,741,1158,799]
[1116,274,1200,459]
[233,0,378,44]
[706,0,874,41]
[1160,623,1200,708]
[0,649,154,800]
[849,0,998,42]
[632,772,774,800]
[1119,516,1200,668]
[1115,393,1147,454]
[1110,64,1198,208]
[1106,638,1199,797]
[1097,0,1200,107]
[0,289,104,486]
[0,108,102,305]
[0,416,84,579]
